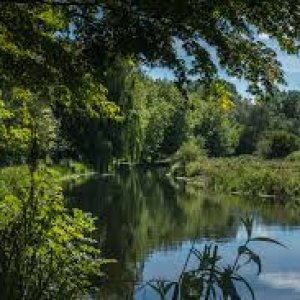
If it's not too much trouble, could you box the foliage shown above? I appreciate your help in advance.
[1,0,300,167]
[170,156,300,201]
[189,82,241,157]
[285,150,300,162]
[2,63,300,169]
[0,165,106,299]
[236,91,300,157]
[2,1,298,94]
[51,161,92,179]
[0,2,299,168]
[3,2,300,299]
[96,63,188,165]
[256,130,299,158]
[170,137,206,177]
[207,160,300,200]
[235,101,269,154]
[141,80,186,161]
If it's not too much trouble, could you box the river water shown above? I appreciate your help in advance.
[66,168,300,299]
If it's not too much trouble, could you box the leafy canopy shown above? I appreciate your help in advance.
[0,1,300,94]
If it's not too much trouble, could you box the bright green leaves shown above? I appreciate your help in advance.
[55,73,121,120]
[35,6,67,32]
[78,74,121,120]
[212,81,235,112]
[0,100,14,119]
[187,82,241,157]
[0,87,59,164]
[0,195,21,228]
[0,2,74,90]
[0,90,31,160]
[0,165,106,299]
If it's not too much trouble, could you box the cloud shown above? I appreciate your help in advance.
[260,272,300,292]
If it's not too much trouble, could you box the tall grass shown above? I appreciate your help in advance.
[171,152,300,201]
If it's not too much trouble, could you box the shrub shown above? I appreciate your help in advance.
[174,137,206,163]
[170,137,206,177]
[256,130,299,159]
[0,166,106,299]
[205,159,300,200]
[286,150,300,162]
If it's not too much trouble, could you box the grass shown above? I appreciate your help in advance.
[171,155,300,201]
[51,161,93,179]
[0,161,93,186]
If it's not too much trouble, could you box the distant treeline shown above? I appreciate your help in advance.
[1,60,300,170]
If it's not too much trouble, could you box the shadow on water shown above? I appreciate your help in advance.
[65,168,300,299]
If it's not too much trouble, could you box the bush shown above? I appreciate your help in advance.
[205,159,300,200]
[174,137,206,163]
[170,137,206,177]
[256,130,299,159]
[286,150,300,162]
[0,165,106,299]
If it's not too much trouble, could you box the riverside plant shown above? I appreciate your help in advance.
[171,154,300,201]
[142,216,285,300]
[0,165,107,299]
[205,159,300,200]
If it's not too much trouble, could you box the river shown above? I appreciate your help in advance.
[65,168,300,299]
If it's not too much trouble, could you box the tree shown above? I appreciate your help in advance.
[236,90,300,156]
[1,1,300,95]
[187,81,241,156]
[256,130,299,158]
[0,88,59,165]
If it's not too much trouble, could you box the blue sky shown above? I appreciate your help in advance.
[143,34,300,97]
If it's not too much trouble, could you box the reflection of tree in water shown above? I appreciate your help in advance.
[139,217,285,300]
[65,170,234,298]
[65,169,295,299]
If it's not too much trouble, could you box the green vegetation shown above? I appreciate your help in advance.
[206,159,300,200]
[51,161,93,179]
[171,152,300,201]
[0,161,93,190]
[5,70,300,171]
[0,165,106,299]
[1,2,300,170]
[1,1,300,299]
[285,150,300,162]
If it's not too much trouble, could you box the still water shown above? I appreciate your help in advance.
[66,168,300,299]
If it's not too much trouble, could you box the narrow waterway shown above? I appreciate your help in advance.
[66,168,300,299]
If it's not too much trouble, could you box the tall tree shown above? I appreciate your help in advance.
[0,1,300,94]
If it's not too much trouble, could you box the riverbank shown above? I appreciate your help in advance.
[0,161,94,188]
[170,155,300,202]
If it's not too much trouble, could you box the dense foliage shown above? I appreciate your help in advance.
[0,165,105,299]
[3,69,300,167]
[1,1,300,167]
[2,1,300,95]
[1,1,300,298]
[171,153,300,201]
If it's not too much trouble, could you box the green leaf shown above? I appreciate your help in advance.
[250,237,287,248]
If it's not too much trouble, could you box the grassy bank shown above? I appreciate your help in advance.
[51,161,95,180]
[0,161,94,188]
[170,152,300,201]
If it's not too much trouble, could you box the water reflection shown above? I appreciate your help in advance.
[260,272,300,292]
[65,168,300,299]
